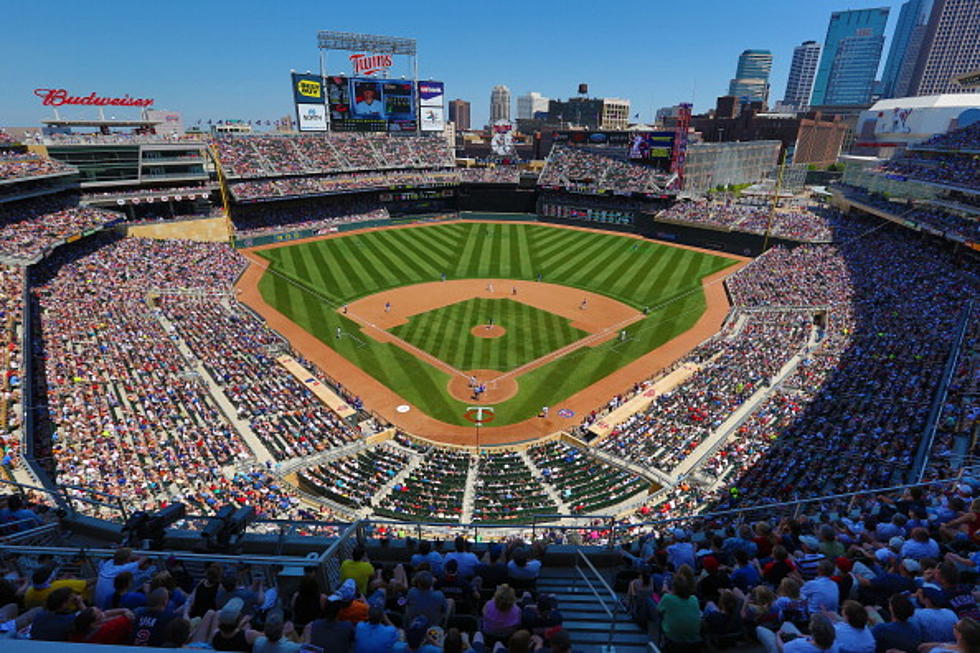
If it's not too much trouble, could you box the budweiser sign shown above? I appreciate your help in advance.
[34,88,154,108]
[349,53,393,76]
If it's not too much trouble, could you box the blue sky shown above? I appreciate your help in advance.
[2,0,906,129]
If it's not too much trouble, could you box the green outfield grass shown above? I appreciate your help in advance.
[389,297,588,372]
[255,220,738,426]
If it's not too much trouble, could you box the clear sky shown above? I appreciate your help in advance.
[2,0,907,129]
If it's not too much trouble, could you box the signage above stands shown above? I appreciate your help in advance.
[34,88,154,108]
[349,53,393,76]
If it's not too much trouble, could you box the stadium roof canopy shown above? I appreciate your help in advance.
[868,94,980,111]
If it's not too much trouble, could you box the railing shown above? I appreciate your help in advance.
[914,299,975,482]
[575,549,622,651]
[608,476,965,546]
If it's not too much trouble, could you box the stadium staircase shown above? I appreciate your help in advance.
[517,449,570,513]
[154,308,275,464]
[538,558,649,653]
[370,454,424,510]
[460,454,478,522]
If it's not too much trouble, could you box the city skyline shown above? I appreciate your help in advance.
[1,0,929,129]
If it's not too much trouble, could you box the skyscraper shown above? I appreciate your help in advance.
[728,49,773,104]
[782,41,822,110]
[490,85,511,123]
[909,0,980,96]
[880,0,934,98]
[810,8,890,107]
[448,99,471,131]
[516,92,550,120]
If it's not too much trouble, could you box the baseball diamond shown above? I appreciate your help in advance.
[239,220,741,438]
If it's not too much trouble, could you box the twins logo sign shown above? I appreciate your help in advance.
[464,406,496,424]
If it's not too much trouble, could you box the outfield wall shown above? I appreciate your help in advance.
[458,184,537,213]
[636,215,803,256]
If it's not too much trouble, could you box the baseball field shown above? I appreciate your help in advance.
[242,220,740,434]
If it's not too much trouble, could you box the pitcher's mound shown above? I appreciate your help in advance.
[448,370,519,404]
[470,325,506,339]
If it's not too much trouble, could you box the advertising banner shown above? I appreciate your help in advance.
[418,81,444,107]
[297,104,328,132]
[291,73,327,132]
[420,106,445,132]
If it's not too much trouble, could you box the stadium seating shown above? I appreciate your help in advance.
[527,441,649,513]
[658,199,850,242]
[0,265,22,469]
[538,145,667,195]
[471,451,556,523]
[296,444,411,510]
[0,152,75,182]
[0,195,122,261]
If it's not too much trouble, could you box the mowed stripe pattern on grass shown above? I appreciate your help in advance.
[256,221,738,426]
[389,298,588,372]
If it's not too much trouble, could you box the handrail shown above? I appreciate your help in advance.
[914,299,975,482]
[574,549,621,650]
[611,477,962,543]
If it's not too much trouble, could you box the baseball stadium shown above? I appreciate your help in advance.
[0,24,978,653]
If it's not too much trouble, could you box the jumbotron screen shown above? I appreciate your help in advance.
[628,132,675,164]
[326,76,417,132]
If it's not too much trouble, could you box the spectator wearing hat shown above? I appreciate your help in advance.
[871,593,920,653]
[253,609,301,653]
[341,546,375,596]
[914,587,959,643]
[332,578,370,624]
[696,556,732,606]
[795,536,826,581]
[207,597,262,650]
[436,559,476,615]
[667,529,696,571]
[354,605,398,653]
[801,560,839,613]
[302,600,353,652]
[521,595,563,635]
[216,572,264,618]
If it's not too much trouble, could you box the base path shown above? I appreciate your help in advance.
[236,219,748,446]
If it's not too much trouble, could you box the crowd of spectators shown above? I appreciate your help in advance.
[214,134,455,179]
[598,311,812,477]
[699,225,979,514]
[231,197,388,237]
[615,477,980,652]
[0,153,76,182]
[1,266,23,470]
[878,154,980,192]
[158,294,362,462]
[377,437,470,522]
[228,169,458,202]
[658,199,849,242]
[0,533,590,653]
[297,444,411,511]
[913,121,980,152]
[538,146,669,195]
[458,167,522,184]
[30,235,326,523]
[0,194,122,261]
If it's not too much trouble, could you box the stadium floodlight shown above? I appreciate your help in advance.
[317,31,416,56]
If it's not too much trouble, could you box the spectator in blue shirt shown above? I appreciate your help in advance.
[410,541,444,576]
[730,550,762,592]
